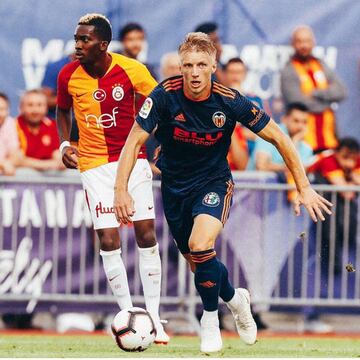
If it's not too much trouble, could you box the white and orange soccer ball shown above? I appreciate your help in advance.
[111,307,156,352]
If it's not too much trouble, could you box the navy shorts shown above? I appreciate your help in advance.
[162,178,234,254]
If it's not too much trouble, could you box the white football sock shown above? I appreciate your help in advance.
[201,309,219,323]
[100,248,132,310]
[226,291,240,313]
[138,243,162,325]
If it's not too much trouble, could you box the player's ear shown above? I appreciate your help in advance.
[100,40,109,51]
[211,60,217,74]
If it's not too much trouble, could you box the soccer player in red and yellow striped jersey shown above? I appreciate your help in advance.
[56,13,168,344]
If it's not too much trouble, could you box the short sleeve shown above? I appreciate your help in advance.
[136,85,166,134]
[231,91,270,133]
[57,68,73,110]
[133,62,158,97]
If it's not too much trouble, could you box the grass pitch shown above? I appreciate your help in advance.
[0,333,359,358]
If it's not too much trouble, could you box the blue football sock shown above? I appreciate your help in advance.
[191,249,221,311]
[218,259,235,302]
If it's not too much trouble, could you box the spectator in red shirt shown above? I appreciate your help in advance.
[304,138,359,333]
[16,89,64,171]
[308,138,360,199]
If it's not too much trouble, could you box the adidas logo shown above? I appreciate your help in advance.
[175,113,186,122]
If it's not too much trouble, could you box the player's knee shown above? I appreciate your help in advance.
[136,228,157,248]
[188,237,213,252]
[97,229,120,251]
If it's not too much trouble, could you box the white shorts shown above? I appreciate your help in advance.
[81,159,155,230]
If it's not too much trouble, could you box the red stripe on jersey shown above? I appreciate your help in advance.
[314,113,325,151]
[98,64,146,162]
[164,85,182,92]
[163,78,183,86]
[57,61,81,109]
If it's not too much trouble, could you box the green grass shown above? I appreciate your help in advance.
[0,334,359,358]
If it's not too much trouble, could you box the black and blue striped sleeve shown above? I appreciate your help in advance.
[230,91,270,133]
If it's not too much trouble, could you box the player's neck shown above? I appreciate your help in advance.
[183,84,211,102]
[83,53,112,79]
[25,121,41,133]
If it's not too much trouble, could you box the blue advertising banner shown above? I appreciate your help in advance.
[0,0,359,137]
[0,176,358,313]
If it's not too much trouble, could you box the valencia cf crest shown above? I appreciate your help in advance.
[212,111,226,128]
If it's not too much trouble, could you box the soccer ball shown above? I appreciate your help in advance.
[111,307,156,352]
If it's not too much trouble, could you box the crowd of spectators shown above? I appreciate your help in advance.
[0,21,358,333]
[0,22,351,181]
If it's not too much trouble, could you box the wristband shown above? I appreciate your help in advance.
[59,141,71,154]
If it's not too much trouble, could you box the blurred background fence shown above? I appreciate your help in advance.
[0,173,358,318]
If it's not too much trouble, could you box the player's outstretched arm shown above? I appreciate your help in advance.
[257,119,332,222]
[56,106,78,169]
[114,122,150,224]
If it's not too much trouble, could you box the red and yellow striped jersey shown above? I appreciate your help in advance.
[57,53,157,172]
[308,153,360,181]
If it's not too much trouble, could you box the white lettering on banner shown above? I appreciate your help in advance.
[21,38,75,89]
[72,190,92,228]
[0,237,52,313]
[0,187,92,227]
[44,190,67,228]
[85,107,119,128]
[0,189,16,227]
[18,189,42,227]
[21,38,121,90]
[239,45,338,100]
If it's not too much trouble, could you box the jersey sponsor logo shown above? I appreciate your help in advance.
[85,107,118,129]
[112,85,124,101]
[173,127,223,146]
[92,89,106,102]
[212,111,226,128]
[175,113,186,122]
[95,201,114,218]
[202,192,220,207]
[139,97,153,119]
[249,108,265,127]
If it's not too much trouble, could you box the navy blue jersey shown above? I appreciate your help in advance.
[137,76,270,195]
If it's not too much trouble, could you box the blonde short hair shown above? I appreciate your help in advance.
[178,32,216,58]
[78,13,112,42]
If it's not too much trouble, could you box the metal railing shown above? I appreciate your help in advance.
[0,173,359,319]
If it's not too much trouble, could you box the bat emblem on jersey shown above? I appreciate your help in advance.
[212,111,226,128]
[92,89,106,102]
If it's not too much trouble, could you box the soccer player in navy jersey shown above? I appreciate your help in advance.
[113,32,332,353]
